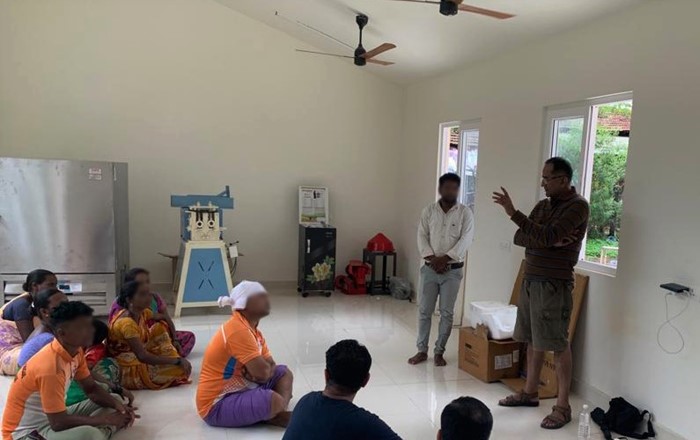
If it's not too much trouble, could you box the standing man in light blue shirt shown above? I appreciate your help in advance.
[409,173,475,367]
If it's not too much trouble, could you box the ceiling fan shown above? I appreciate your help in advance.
[389,0,515,19]
[296,14,396,67]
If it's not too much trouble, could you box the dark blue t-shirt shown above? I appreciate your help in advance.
[2,296,33,321]
[283,391,402,440]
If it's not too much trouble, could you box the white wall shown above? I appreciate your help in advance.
[0,0,403,284]
[398,0,699,438]
[2,0,699,436]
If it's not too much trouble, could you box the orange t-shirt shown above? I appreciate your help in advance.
[2,339,91,440]
[195,312,271,418]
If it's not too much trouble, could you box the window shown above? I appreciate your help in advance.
[545,93,633,275]
[438,120,480,212]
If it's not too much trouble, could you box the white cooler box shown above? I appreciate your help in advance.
[469,301,517,340]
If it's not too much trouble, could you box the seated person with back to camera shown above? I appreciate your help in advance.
[438,396,493,440]
[284,339,401,440]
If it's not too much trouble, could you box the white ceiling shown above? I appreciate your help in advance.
[213,0,646,84]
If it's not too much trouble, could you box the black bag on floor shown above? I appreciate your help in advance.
[591,397,656,439]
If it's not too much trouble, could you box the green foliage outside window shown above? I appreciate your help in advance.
[554,102,631,262]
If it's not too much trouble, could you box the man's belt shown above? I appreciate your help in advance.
[426,261,464,270]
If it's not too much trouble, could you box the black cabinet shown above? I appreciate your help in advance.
[298,225,336,297]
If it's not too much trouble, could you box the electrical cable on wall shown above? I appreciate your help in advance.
[656,292,691,355]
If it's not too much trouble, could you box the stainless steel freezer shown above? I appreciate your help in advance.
[0,158,129,315]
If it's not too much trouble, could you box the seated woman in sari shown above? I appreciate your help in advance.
[0,269,56,375]
[17,287,68,367]
[108,268,195,357]
[108,280,191,390]
[17,288,134,405]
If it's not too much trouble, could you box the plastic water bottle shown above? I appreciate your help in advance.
[577,404,591,440]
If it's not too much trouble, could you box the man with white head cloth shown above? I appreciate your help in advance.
[196,281,294,428]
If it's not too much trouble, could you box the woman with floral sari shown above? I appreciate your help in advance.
[108,268,195,357]
[108,280,191,390]
[0,269,56,375]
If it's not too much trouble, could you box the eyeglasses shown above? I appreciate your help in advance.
[541,175,567,183]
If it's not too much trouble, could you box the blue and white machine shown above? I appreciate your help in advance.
[171,186,236,317]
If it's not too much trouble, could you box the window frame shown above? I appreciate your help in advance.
[437,120,481,209]
[456,120,481,210]
[542,92,633,276]
[437,121,460,182]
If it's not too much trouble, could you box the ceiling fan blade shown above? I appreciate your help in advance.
[366,59,395,66]
[388,1,514,19]
[362,43,397,60]
[295,49,353,59]
[458,4,515,19]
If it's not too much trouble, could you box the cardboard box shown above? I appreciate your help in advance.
[458,325,522,383]
[500,260,589,399]
[502,352,561,398]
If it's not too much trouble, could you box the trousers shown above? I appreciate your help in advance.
[22,396,119,440]
[416,264,463,355]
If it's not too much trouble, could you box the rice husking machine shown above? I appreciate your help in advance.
[170,186,237,317]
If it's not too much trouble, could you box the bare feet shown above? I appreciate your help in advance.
[434,354,447,367]
[266,411,292,428]
[407,352,428,365]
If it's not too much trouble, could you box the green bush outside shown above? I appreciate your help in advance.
[585,238,619,261]
[554,102,630,262]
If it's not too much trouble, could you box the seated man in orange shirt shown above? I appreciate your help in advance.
[2,301,138,440]
[196,281,294,428]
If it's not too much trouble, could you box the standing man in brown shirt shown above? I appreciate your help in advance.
[492,157,589,430]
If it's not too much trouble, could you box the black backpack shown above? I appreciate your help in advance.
[591,397,656,440]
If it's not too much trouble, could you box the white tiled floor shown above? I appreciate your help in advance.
[0,289,602,439]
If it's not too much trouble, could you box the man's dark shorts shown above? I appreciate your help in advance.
[513,279,574,352]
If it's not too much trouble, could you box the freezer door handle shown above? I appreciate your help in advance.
[306,239,311,254]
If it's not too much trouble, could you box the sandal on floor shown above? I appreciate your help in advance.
[498,390,540,407]
[541,405,572,430]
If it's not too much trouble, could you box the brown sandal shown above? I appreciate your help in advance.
[541,405,572,430]
[498,390,540,407]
